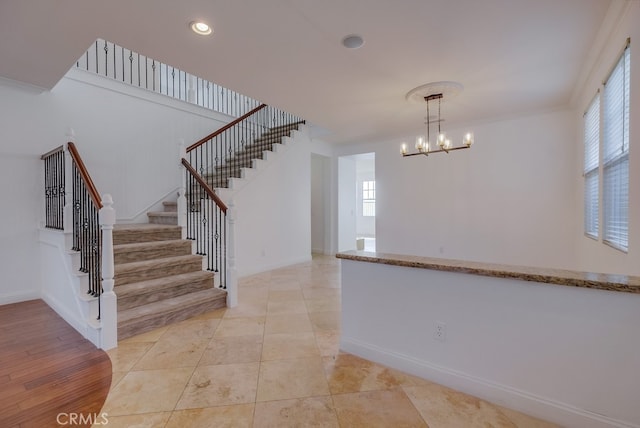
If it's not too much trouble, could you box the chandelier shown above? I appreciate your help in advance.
[401,82,474,157]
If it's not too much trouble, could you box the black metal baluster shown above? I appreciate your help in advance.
[80,185,86,274]
[137,53,141,87]
[206,81,210,109]
[121,45,125,82]
[51,153,62,229]
[44,156,50,227]
[186,170,191,240]
[214,202,219,274]
[103,40,108,76]
[52,153,57,229]
[129,50,133,84]
[178,70,182,100]
[152,60,156,92]
[172,68,175,98]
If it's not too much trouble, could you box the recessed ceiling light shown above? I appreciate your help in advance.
[342,34,364,49]
[190,21,212,36]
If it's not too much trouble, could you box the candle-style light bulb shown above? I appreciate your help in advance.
[415,136,424,152]
[438,133,446,148]
[445,138,452,150]
[401,143,407,155]
[464,132,474,147]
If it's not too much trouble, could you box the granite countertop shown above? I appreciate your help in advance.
[336,251,640,295]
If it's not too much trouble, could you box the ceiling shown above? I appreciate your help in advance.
[0,0,617,145]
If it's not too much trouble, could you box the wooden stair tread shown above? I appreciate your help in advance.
[116,271,213,297]
[115,254,201,273]
[114,239,188,251]
[118,288,226,337]
[147,211,178,217]
[119,288,226,323]
[162,201,177,211]
[114,223,180,231]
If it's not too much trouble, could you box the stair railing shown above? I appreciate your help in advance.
[180,158,228,287]
[180,104,305,307]
[76,39,261,119]
[41,140,118,349]
[186,103,305,189]
[67,142,103,314]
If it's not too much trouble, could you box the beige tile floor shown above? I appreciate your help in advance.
[99,255,559,427]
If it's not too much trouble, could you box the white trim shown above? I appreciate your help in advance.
[238,254,312,278]
[0,290,40,305]
[341,337,640,428]
[41,292,88,338]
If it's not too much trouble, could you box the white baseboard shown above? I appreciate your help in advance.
[0,290,40,305]
[238,254,312,277]
[41,292,89,341]
[340,336,638,428]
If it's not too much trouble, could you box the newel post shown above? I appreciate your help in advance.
[99,194,118,350]
[177,140,187,239]
[226,199,238,307]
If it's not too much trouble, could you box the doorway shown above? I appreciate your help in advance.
[338,152,375,252]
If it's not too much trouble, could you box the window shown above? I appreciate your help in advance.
[583,94,599,238]
[583,41,630,252]
[362,180,375,217]
[602,43,630,251]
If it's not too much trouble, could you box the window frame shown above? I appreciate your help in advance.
[583,92,600,240]
[583,39,630,253]
[362,180,376,217]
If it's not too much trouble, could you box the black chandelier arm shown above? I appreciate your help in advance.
[402,145,470,157]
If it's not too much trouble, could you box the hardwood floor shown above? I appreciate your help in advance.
[0,300,112,428]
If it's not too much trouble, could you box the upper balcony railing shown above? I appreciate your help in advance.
[76,39,261,118]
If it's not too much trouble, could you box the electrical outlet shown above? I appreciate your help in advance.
[434,321,446,342]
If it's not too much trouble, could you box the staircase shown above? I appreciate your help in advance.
[204,122,304,189]
[113,201,226,340]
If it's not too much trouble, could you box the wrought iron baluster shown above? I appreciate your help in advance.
[121,45,125,82]
[152,60,156,92]
[172,68,175,98]
[44,156,50,227]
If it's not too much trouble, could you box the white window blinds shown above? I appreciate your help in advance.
[602,44,630,251]
[583,94,599,238]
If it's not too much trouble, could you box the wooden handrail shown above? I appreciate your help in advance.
[181,158,228,213]
[186,103,267,152]
[40,145,64,160]
[67,142,103,209]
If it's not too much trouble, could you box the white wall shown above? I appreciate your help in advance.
[338,156,357,252]
[573,1,640,275]
[341,259,640,428]
[0,79,56,303]
[311,154,330,254]
[231,129,312,276]
[372,109,578,270]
